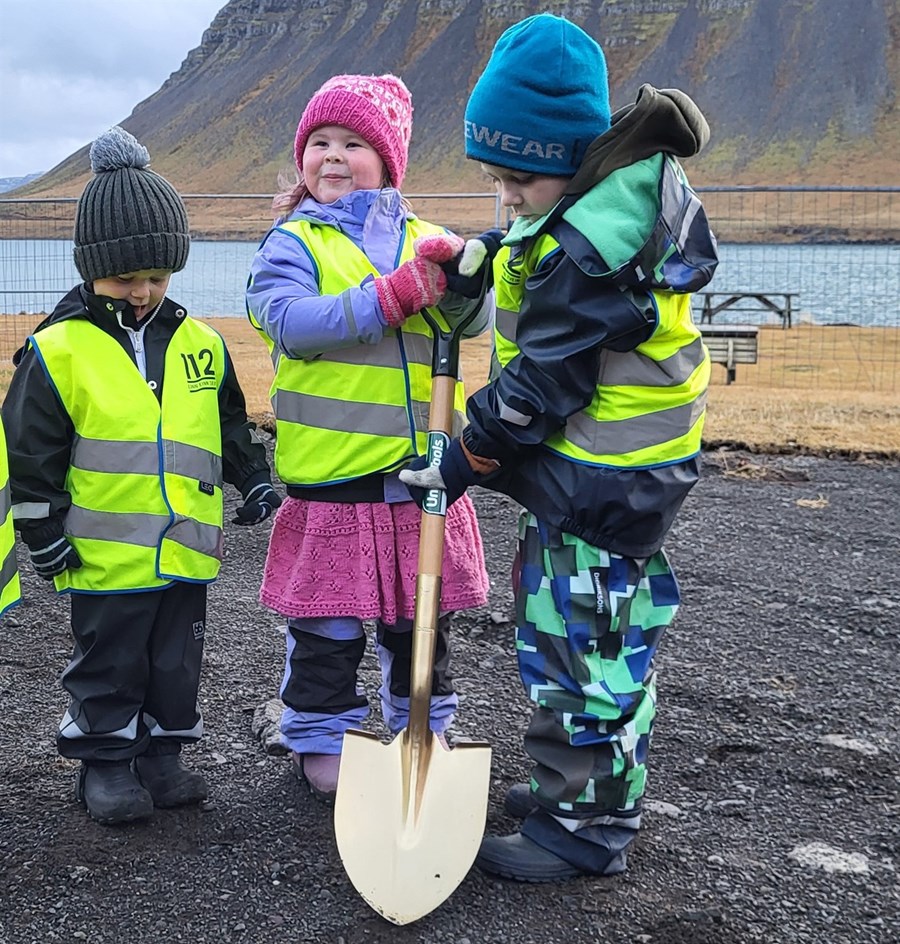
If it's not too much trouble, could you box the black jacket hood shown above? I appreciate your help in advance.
[567,84,710,196]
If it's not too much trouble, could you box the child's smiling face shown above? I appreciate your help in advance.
[302,124,386,203]
[480,162,570,220]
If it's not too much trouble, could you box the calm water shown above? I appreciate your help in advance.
[1,239,898,326]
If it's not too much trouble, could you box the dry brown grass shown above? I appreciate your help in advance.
[1,315,897,458]
[701,387,899,455]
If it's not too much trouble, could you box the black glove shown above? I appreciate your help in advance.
[442,229,504,298]
[398,438,481,508]
[26,534,82,580]
[232,482,282,525]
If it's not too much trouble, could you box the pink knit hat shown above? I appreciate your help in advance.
[294,73,413,188]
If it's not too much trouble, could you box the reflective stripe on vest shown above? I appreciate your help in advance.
[30,317,225,592]
[493,236,710,469]
[249,218,468,486]
[0,418,21,616]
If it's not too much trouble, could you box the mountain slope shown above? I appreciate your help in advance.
[0,173,43,194]
[15,0,899,198]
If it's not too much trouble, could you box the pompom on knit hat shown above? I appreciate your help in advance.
[73,125,190,283]
[294,74,413,188]
[465,14,610,176]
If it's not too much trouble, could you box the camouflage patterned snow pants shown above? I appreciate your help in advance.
[514,512,680,818]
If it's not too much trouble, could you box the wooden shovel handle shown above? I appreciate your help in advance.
[408,374,457,741]
[408,274,490,745]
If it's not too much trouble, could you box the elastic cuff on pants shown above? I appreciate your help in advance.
[142,739,184,757]
[279,705,369,754]
[521,809,636,875]
[380,690,458,735]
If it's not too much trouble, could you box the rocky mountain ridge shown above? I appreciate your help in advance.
[12,0,899,198]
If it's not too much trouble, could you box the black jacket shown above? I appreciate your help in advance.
[2,284,271,544]
[463,86,716,558]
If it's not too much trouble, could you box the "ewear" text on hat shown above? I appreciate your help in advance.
[465,121,567,162]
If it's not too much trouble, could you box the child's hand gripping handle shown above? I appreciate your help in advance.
[433,229,504,298]
[397,232,500,511]
[399,435,498,510]
[374,256,448,328]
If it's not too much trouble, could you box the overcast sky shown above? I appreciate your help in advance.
[0,0,225,178]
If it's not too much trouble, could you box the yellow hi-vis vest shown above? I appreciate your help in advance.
[0,416,21,616]
[493,234,710,469]
[249,217,468,486]
[29,316,226,593]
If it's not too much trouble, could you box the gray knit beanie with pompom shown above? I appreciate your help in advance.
[73,125,190,282]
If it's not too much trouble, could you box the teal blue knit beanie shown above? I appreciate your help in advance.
[465,14,610,176]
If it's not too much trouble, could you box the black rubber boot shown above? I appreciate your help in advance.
[504,782,538,818]
[134,753,208,808]
[75,762,154,825]
[475,832,587,882]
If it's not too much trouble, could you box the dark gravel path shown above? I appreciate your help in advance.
[1,449,897,944]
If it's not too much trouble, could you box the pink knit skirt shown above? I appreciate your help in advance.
[259,494,490,623]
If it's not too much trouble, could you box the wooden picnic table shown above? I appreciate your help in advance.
[696,291,798,329]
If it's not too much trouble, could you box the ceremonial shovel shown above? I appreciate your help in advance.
[334,296,492,925]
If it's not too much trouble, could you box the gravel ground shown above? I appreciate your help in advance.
[1,448,898,944]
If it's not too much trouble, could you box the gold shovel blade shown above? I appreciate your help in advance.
[334,728,491,925]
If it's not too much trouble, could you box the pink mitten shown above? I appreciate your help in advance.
[375,257,447,327]
[413,232,466,264]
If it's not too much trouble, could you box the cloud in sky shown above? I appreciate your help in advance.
[0,0,225,178]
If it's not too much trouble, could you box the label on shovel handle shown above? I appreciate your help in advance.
[423,431,449,517]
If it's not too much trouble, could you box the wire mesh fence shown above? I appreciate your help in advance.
[0,188,897,395]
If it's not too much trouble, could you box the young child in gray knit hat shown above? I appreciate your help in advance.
[73,125,190,284]
[2,126,281,826]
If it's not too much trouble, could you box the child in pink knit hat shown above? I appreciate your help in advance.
[246,73,495,802]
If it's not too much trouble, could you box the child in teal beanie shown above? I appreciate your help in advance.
[401,13,718,881]
[464,12,611,175]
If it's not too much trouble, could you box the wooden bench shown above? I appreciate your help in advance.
[699,324,759,385]
[696,291,798,329]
